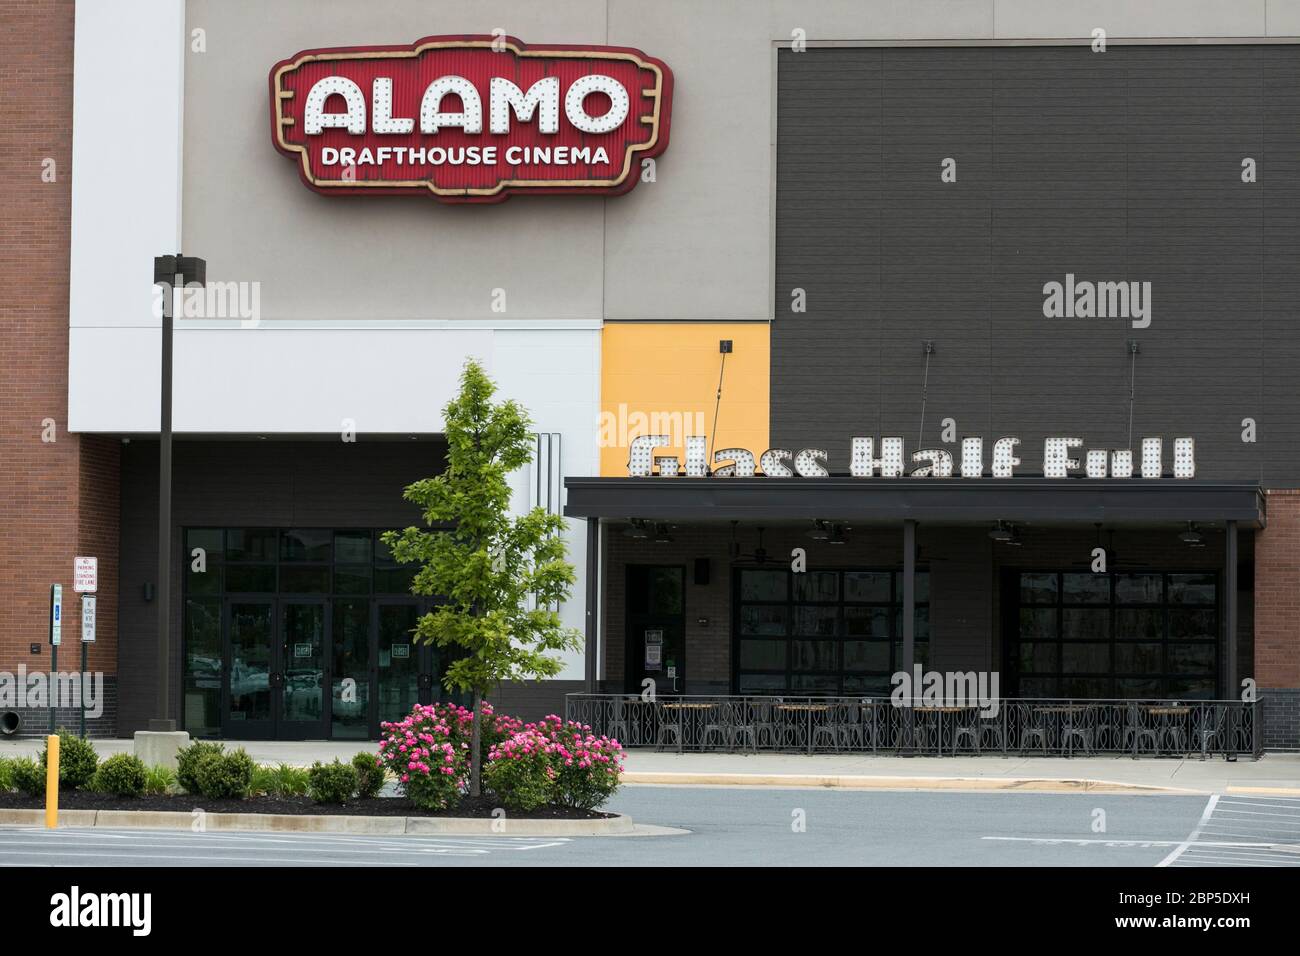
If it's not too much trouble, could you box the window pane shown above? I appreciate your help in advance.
[1019,677,1058,698]
[1168,573,1216,606]
[1062,573,1109,603]
[225,564,275,593]
[1114,642,1162,673]
[844,571,890,603]
[1169,609,1216,641]
[740,605,786,636]
[1115,608,1161,641]
[791,674,838,695]
[915,572,930,603]
[1169,643,1215,674]
[182,598,222,736]
[843,606,889,639]
[1166,678,1215,699]
[281,529,331,562]
[1115,677,1162,698]
[1017,642,1060,674]
[737,673,786,694]
[186,528,224,562]
[792,640,836,672]
[1020,573,1058,604]
[793,571,839,602]
[374,567,417,594]
[739,640,786,670]
[793,605,837,637]
[740,570,787,601]
[844,640,891,672]
[1019,607,1056,641]
[844,674,892,697]
[334,566,371,595]
[279,566,330,593]
[1061,608,1109,641]
[1061,643,1110,673]
[227,529,276,563]
[1115,573,1163,604]
[648,568,683,614]
[331,599,370,739]
[1061,676,1111,698]
[186,561,221,596]
[334,531,372,565]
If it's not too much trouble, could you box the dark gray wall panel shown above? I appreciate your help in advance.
[775,45,1293,482]
[116,440,445,733]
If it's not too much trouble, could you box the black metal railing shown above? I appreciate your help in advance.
[564,694,1261,758]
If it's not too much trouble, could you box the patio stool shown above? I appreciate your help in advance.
[655,704,684,753]
[752,701,781,748]
[1196,707,1224,760]
[837,703,866,750]
[727,702,758,754]
[811,707,842,753]
[702,703,731,751]
[608,697,631,745]
[955,710,1004,754]
[1021,710,1050,754]
[1121,704,1158,758]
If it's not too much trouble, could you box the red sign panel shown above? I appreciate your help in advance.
[269,35,673,204]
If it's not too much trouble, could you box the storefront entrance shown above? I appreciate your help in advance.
[185,528,460,740]
[625,565,686,694]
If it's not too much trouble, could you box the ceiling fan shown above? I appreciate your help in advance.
[730,522,773,565]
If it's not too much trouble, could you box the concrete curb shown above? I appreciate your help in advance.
[0,807,634,836]
[1225,785,1300,797]
[621,771,1202,794]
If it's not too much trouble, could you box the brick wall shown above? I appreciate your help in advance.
[0,0,120,736]
[1255,490,1300,689]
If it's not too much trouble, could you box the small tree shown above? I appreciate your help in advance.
[383,361,581,797]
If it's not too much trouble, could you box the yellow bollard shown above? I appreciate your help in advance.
[44,734,59,829]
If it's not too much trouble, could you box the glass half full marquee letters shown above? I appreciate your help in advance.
[627,435,1196,480]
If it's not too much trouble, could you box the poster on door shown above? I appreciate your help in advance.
[644,629,663,671]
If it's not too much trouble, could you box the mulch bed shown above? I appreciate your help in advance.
[0,792,612,819]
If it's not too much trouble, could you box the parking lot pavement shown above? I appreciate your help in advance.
[1158,794,1300,867]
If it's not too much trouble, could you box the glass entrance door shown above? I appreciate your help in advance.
[227,600,275,737]
[625,566,686,695]
[279,600,327,737]
[223,599,327,739]
[375,600,427,728]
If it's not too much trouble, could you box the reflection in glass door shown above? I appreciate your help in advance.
[376,601,421,726]
[227,601,274,737]
[279,600,326,737]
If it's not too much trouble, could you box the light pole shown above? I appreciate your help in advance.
[150,254,205,731]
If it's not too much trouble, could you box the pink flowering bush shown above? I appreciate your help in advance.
[532,716,625,810]
[379,703,624,812]
[376,704,466,810]
[484,729,557,811]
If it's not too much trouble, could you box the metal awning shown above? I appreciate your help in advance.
[563,477,1266,527]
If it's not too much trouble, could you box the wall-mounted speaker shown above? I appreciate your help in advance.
[693,557,710,586]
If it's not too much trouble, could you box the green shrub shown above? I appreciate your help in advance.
[352,753,385,799]
[95,753,148,797]
[11,757,44,797]
[308,760,357,804]
[194,748,254,800]
[176,741,224,794]
[249,763,277,797]
[0,756,13,792]
[39,731,98,789]
[143,765,176,796]
[271,763,310,797]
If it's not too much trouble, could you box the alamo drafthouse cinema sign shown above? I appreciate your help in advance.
[270,35,673,203]
[627,435,1198,479]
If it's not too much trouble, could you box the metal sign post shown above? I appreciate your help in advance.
[80,595,96,738]
[49,584,62,734]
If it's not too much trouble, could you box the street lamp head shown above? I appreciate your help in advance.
[153,254,207,287]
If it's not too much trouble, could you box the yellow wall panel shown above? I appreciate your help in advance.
[600,323,770,477]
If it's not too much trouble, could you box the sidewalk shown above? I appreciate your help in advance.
[3,738,1297,794]
[619,750,1300,795]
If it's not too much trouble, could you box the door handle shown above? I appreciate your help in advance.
[270,672,285,688]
